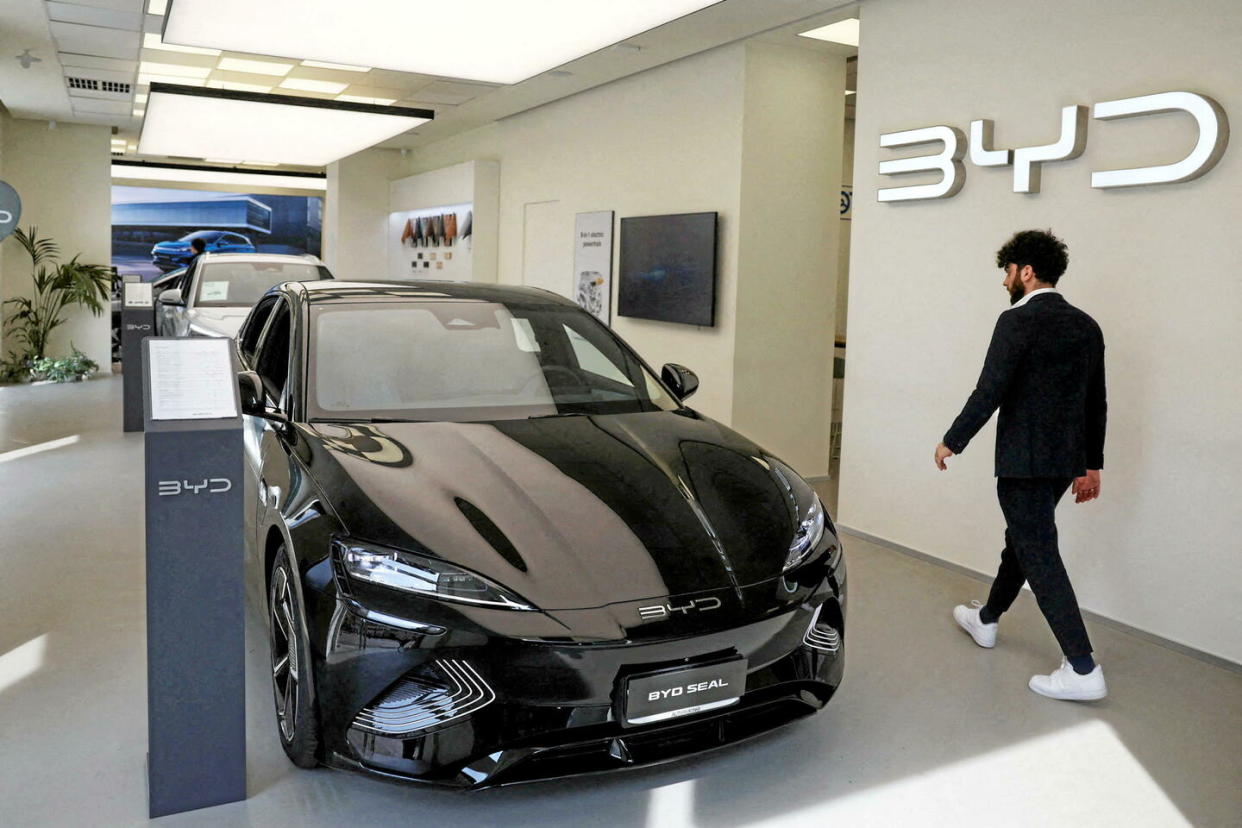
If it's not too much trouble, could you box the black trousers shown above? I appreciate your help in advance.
[984,477,1093,658]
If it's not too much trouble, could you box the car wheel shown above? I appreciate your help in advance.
[269,545,321,768]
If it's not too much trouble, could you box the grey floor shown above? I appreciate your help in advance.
[2,375,1240,827]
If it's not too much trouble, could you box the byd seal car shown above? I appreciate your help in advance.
[151,229,256,271]
[156,252,331,339]
[236,280,846,787]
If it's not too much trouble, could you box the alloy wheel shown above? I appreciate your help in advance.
[270,565,299,742]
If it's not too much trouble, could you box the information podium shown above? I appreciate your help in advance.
[142,336,246,818]
[121,281,156,432]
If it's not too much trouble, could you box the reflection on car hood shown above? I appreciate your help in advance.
[296,411,802,611]
[187,307,249,338]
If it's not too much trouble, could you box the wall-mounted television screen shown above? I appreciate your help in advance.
[617,211,718,326]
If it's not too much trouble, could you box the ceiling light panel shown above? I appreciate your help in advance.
[216,57,294,76]
[301,60,370,72]
[163,0,722,84]
[798,19,860,47]
[143,32,221,56]
[138,84,433,166]
[337,95,397,106]
[280,78,349,94]
[206,81,273,93]
[112,162,327,191]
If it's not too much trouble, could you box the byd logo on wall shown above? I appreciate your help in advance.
[877,91,1229,202]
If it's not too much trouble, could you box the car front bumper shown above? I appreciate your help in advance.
[311,557,847,788]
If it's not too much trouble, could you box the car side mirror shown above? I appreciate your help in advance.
[158,288,185,307]
[661,363,699,400]
[238,370,265,415]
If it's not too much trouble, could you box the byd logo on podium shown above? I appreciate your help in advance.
[158,478,233,496]
[877,91,1229,202]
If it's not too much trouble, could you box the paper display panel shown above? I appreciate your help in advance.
[124,281,154,308]
[199,281,230,302]
[148,338,238,420]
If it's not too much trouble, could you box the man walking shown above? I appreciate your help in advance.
[934,229,1108,701]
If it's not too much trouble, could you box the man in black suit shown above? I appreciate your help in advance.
[935,229,1108,701]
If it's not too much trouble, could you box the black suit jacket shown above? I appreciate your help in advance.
[944,292,1106,478]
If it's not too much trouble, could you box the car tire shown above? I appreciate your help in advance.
[268,545,321,768]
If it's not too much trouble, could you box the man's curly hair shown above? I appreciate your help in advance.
[995,229,1069,285]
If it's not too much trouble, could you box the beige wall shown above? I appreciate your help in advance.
[842,0,1242,662]
[0,118,112,368]
[733,42,844,476]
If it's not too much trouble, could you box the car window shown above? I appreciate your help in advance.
[255,302,292,402]
[241,297,279,363]
[308,300,677,422]
[195,260,330,307]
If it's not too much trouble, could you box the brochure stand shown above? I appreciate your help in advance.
[142,337,246,818]
[122,281,156,432]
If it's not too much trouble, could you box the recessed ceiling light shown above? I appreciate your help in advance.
[336,94,397,106]
[134,93,148,104]
[798,19,860,47]
[138,61,212,79]
[301,60,370,72]
[206,80,274,93]
[138,83,434,166]
[147,0,167,13]
[163,0,721,84]
[138,74,207,86]
[143,32,220,56]
[280,78,350,95]
[133,108,145,117]
[217,57,294,77]
[112,161,328,191]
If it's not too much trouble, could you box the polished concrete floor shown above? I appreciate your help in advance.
[2,375,1240,827]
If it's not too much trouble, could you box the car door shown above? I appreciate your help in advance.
[250,298,296,526]
[238,295,280,474]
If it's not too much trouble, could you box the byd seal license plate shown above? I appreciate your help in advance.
[623,657,747,726]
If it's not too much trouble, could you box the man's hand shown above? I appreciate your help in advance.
[935,442,954,471]
[1072,469,1102,503]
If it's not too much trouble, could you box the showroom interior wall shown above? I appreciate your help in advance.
[331,41,846,476]
[842,0,1242,663]
[0,113,112,368]
[323,146,402,281]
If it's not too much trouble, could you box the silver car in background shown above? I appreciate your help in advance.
[156,252,333,338]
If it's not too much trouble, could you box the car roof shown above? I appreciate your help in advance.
[291,279,578,308]
[200,252,324,265]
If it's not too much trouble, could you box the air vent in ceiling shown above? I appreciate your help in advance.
[67,75,132,94]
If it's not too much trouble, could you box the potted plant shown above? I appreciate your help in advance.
[1,227,110,383]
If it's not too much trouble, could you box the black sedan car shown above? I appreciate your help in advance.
[236,280,846,787]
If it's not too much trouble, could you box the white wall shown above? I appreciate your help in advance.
[324,147,401,281]
[387,160,500,282]
[376,43,846,474]
[842,0,1242,662]
[0,118,111,368]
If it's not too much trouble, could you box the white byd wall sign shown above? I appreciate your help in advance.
[878,91,1229,202]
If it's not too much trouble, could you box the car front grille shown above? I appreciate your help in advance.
[352,659,495,737]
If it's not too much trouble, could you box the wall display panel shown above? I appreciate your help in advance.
[388,203,473,281]
[573,210,614,324]
[112,186,323,282]
[617,212,718,326]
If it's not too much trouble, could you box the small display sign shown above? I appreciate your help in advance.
[148,338,237,421]
[124,281,154,308]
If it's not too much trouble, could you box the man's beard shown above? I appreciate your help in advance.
[1008,280,1025,305]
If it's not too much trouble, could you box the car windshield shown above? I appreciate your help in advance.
[308,300,679,422]
[195,261,331,307]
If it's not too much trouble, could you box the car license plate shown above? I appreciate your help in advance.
[623,658,747,726]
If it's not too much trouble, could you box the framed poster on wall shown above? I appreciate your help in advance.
[573,210,614,324]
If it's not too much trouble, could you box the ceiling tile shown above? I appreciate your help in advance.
[73,97,133,114]
[50,21,140,60]
[46,1,143,30]
[59,52,138,72]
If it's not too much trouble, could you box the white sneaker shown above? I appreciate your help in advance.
[1029,658,1108,701]
[953,600,997,648]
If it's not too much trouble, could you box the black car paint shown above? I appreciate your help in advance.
[240,280,846,787]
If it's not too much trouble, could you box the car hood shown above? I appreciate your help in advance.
[187,307,249,338]
[297,411,805,611]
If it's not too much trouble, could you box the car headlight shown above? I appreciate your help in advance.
[333,540,535,611]
[784,496,826,572]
